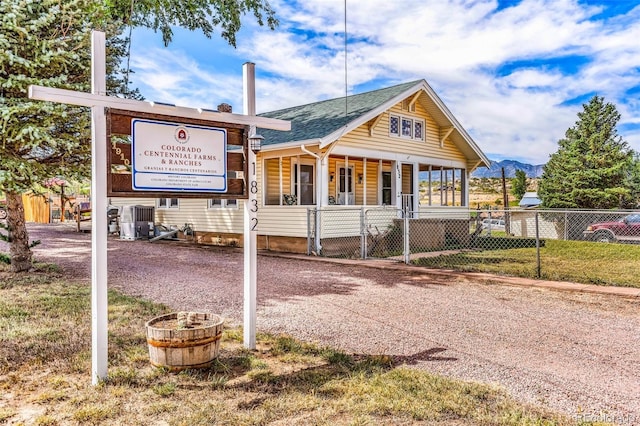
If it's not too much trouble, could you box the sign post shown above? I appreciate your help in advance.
[243,63,258,349]
[90,31,108,384]
[28,31,289,382]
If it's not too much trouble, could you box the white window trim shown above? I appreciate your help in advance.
[208,199,238,209]
[157,198,179,209]
[389,113,424,141]
[291,158,316,205]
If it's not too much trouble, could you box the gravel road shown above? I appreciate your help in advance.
[4,223,639,423]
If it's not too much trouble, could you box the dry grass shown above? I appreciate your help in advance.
[0,265,605,425]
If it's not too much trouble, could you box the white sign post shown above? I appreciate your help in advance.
[90,31,108,384]
[28,31,289,383]
[243,63,258,349]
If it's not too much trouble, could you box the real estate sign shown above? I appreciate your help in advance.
[132,119,227,192]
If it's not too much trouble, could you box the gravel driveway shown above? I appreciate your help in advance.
[5,223,640,423]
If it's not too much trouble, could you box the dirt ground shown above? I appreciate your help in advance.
[4,223,639,423]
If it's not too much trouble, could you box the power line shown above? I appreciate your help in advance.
[344,0,348,118]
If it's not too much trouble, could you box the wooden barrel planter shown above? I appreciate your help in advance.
[145,312,224,371]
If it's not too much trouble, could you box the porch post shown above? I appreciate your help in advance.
[278,157,283,205]
[319,156,329,206]
[345,156,349,205]
[378,159,383,205]
[315,156,324,254]
[393,161,402,214]
[451,169,456,206]
[412,163,419,214]
[440,167,444,205]
[363,158,367,206]
[462,169,469,207]
[428,165,432,206]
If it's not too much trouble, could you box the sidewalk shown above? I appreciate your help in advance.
[261,251,640,298]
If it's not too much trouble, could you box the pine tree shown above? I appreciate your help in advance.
[511,169,527,201]
[0,0,96,272]
[539,96,634,209]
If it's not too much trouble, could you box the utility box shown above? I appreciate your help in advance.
[134,206,154,239]
[120,205,155,240]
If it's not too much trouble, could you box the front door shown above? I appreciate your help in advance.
[401,164,414,214]
[338,166,354,205]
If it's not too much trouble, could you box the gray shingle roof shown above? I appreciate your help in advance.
[257,80,422,146]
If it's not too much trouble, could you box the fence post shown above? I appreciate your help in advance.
[360,207,366,259]
[535,211,541,278]
[306,208,312,255]
[315,208,322,255]
[564,212,568,240]
[404,211,410,264]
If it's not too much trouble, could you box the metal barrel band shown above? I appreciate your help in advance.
[147,331,222,348]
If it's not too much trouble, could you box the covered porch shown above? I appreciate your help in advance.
[261,151,469,213]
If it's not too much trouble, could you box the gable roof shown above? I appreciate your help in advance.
[258,79,489,168]
[258,80,420,146]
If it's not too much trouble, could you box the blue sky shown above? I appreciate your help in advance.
[127,0,640,165]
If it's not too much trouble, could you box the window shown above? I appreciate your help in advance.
[381,171,392,205]
[389,114,424,141]
[389,115,400,136]
[208,199,238,209]
[414,121,424,141]
[401,117,413,137]
[339,167,353,194]
[158,198,179,209]
[293,163,315,205]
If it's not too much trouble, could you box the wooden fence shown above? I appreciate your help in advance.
[22,194,50,223]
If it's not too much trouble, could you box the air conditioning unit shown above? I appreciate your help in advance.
[120,205,155,240]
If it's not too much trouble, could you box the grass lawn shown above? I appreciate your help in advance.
[413,239,640,288]
[0,264,601,425]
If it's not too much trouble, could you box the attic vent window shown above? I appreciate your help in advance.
[389,114,424,141]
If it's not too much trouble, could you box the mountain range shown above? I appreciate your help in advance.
[471,160,545,178]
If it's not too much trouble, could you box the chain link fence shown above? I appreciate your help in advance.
[308,207,640,286]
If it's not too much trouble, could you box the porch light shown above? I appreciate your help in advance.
[249,133,264,153]
[330,172,335,182]
[358,174,363,184]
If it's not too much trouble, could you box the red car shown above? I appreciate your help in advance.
[583,214,640,243]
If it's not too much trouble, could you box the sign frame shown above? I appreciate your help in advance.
[131,119,228,193]
[106,108,249,199]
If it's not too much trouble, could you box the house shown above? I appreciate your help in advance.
[518,192,542,208]
[109,79,490,253]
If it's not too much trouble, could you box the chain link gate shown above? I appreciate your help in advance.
[308,207,639,285]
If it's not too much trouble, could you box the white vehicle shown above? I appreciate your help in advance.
[482,218,505,231]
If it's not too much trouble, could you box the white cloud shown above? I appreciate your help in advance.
[128,0,640,164]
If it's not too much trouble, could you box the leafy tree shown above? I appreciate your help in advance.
[105,0,278,47]
[511,169,527,201]
[539,96,634,209]
[1,0,278,272]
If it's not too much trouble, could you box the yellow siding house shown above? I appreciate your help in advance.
[111,80,490,253]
